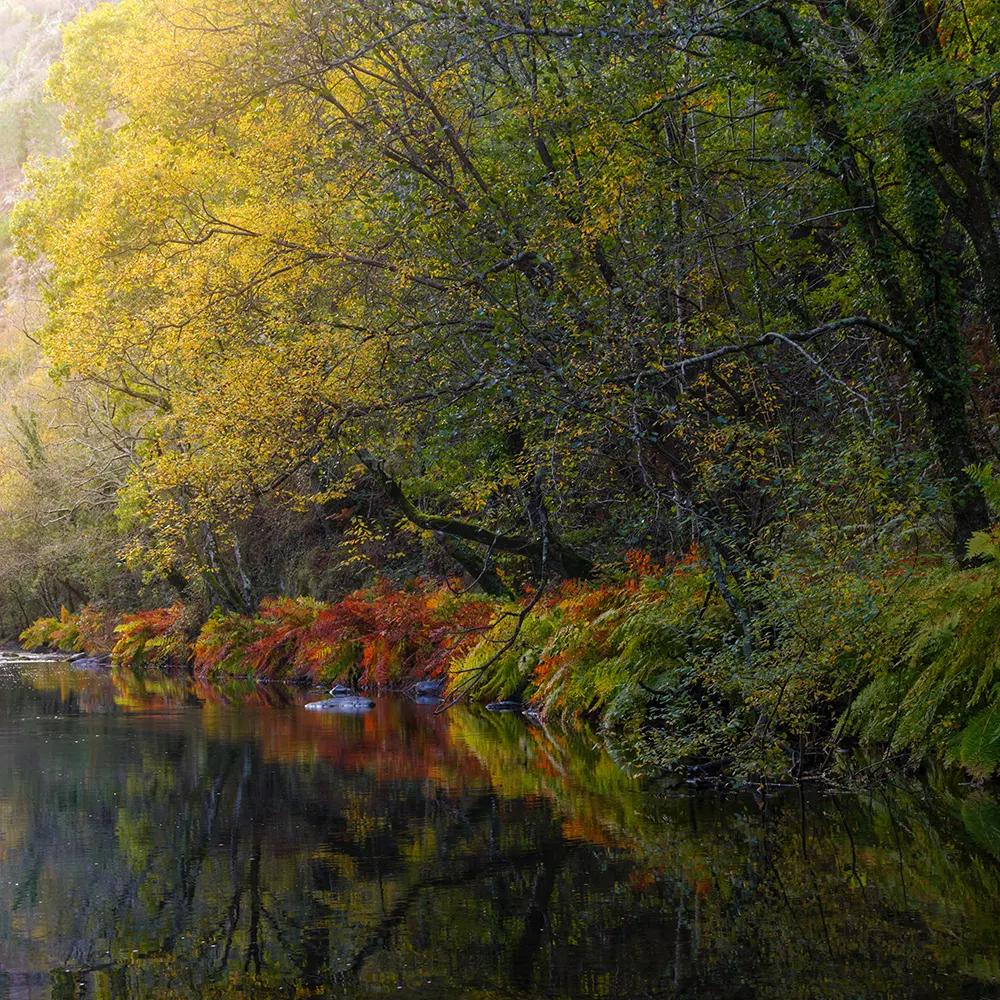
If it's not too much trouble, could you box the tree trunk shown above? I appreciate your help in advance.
[357,450,593,580]
[923,380,990,555]
[736,9,990,559]
[887,0,990,557]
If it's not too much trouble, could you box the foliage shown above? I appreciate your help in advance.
[841,561,1000,778]
[5,0,996,601]
[111,601,194,668]
[452,551,725,721]
[192,607,263,677]
[19,606,79,651]
[828,466,1000,778]
[19,602,113,654]
[7,0,1000,781]
[193,582,494,685]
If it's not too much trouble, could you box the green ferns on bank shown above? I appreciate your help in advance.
[22,545,1000,781]
[843,561,1000,778]
[454,546,1000,780]
[452,559,727,726]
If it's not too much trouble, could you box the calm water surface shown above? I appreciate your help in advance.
[0,657,999,998]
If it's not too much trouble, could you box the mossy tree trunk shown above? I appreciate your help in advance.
[733,7,990,559]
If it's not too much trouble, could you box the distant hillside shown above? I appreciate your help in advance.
[0,0,97,256]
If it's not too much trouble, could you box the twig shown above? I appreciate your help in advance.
[436,526,550,712]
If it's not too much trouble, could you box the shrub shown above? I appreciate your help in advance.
[75,603,115,655]
[19,604,115,654]
[20,612,68,651]
[191,583,494,684]
[842,563,1000,777]
[112,601,194,668]
[451,554,723,723]
[193,609,259,675]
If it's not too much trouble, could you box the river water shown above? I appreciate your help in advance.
[0,657,998,998]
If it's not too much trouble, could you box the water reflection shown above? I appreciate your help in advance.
[0,661,998,997]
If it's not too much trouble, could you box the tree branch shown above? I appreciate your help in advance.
[356,450,592,579]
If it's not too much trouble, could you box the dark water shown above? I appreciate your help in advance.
[0,661,1000,998]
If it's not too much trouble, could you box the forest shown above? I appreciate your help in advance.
[3,0,1000,779]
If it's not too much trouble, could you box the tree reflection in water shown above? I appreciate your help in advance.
[0,662,997,997]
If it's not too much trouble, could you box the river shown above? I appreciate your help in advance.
[0,655,997,998]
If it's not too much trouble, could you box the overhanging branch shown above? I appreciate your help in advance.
[654,317,909,378]
[356,450,593,580]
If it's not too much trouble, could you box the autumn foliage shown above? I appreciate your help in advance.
[194,583,494,685]
[20,584,496,685]
[16,560,703,704]
[20,603,117,656]
[111,602,195,668]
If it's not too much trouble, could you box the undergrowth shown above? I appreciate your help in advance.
[20,603,116,656]
[451,549,724,728]
[21,540,1000,783]
[193,583,494,685]
[841,558,1000,780]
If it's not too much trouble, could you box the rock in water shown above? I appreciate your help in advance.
[305,696,375,713]
[70,657,110,671]
[415,678,444,696]
[486,700,524,712]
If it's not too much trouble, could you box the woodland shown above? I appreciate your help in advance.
[3,0,1000,778]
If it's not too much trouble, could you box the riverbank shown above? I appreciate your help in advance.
[17,547,1000,781]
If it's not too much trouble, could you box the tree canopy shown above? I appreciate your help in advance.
[4,0,996,610]
[2,0,1000,762]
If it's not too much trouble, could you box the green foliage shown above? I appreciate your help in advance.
[451,612,558,704]
[452,556,727,725]
[842,564,1000,776]
[950,709,1000,781]
[192,608,258,675]
[19,602,113,654]
[20,609,76,651]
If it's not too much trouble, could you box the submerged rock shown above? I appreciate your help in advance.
[485,700,542,717]
[414,679,444,696]
[69,657,110,671]
[305,696,375,713]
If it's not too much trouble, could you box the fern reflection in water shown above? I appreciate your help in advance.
[0,662,999,997]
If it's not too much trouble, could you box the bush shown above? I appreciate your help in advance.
[191,582,494,684]
[20,612,71,651]
[451,551,725,725]
[20,603,114,655]
[841,562,1000,778]
[111,602,194,668]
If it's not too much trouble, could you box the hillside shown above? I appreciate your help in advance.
[0,1,93,208]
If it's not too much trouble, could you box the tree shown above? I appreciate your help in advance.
[12,0,1000,602]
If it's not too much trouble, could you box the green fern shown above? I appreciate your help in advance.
[19,616,62,650]
[450,614,556,702]
[961,795,1000,858]
[843,564,1000,776]
[949,709,1000,780]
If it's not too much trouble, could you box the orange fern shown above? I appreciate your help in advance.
[112,602,193,668]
